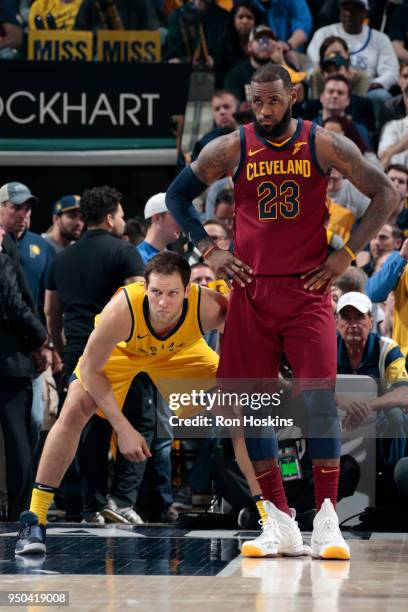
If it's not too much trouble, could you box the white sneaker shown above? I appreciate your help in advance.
[102,497,144,525]
[311,499,350,560]
[81,512,105,524]
[241,501,310,558]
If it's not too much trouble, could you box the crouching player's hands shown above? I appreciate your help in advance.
[116,423,152,462]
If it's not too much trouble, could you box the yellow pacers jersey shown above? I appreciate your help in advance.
[76,281,219,418]
[114,281,203,361]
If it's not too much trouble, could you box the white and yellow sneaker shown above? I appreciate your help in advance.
[311,498,351,560]
[241,501,310,558]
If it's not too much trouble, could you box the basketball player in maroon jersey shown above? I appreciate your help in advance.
[166,64,398,560]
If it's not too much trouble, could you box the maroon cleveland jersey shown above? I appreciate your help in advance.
[233,118,328,275]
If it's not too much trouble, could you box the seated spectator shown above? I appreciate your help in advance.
[309,35,369,98]
[387,165,408,237]
[251,0,312,53]
[331,266,384,333]
[336,292,408,466]
[323,114,379,167]
[388,0,408,63]
[74,0,163,31]
[357,223,403,277]
[164,0,229,78]
[217,0,263,83]
[379,62,408,129]
[122,218,146,246]
[192,90,239,161]
[302,74,375,135]
[137,193,180,264]
[29,0,81,30]
[378,108,408,169]
[366,238,408,359]
[310,74,373,148]
[307,0,399,102]
[224,24,306,102]
[41,195,84,254]
[0,0,23,59]
[214,188,234,233]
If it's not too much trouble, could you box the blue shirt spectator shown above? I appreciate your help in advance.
[17,230,55,312]
[137,240,160,265]
[252,0,312,49]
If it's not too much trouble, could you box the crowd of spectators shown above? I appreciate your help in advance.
[1,0,408,529]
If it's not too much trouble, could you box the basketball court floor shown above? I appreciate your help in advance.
[0,523,407,611]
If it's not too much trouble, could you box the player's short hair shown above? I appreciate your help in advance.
[334,267,367,293]
[251,63,292,90]
[144,251,191,288]
[80,185,122,225]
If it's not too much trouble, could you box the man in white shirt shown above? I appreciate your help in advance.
[307,0,399,101]
[378,115,408,168]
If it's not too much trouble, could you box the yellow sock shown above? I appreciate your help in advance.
[30,488,55,525]
[255,498,268,527]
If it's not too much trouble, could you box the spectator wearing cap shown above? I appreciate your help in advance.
[137,193,180,265]
[191,90,239,162]
[0,182,55,317]
[336,291,408,466]
[224,24,307,102]
[41,195,84,254]
[307,0,399,102]
[309,35,369,98]
[251,0,312,52]
[0,0,23,59]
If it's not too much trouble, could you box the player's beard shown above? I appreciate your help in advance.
[254,104,292,140]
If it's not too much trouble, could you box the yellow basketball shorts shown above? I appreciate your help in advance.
[74,338,219,419]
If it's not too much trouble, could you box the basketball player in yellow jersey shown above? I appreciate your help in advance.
[16,252,227,555]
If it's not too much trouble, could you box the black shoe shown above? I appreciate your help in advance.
[15,511,46,555]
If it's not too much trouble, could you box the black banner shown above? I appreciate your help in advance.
[0,61,191,139]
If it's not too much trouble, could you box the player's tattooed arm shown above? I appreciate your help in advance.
[191,130,241,185]
[190,130,253,286]
[315,126,399,254]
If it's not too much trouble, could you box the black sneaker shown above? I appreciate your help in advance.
[15,511,46,555]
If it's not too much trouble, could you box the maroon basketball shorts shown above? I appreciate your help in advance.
[217,276,337,391]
